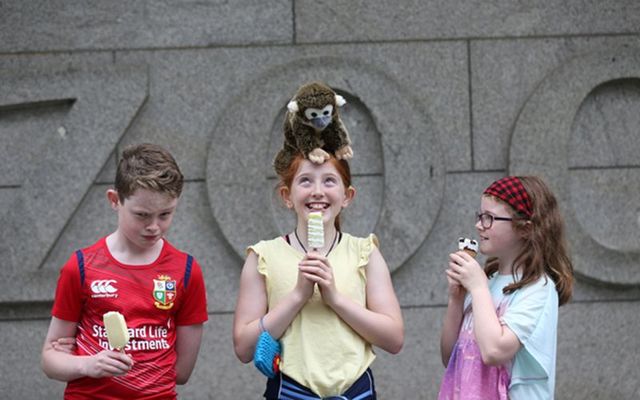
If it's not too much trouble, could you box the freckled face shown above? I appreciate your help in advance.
[114,189,178,251]
[286,160,352,226]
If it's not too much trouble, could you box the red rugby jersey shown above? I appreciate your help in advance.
[52,237,208,400]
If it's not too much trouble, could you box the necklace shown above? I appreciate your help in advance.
[294,228,339,256]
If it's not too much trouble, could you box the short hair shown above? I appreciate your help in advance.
[115,143,184,202]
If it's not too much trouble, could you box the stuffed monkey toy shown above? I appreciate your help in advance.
[274,81,353,176]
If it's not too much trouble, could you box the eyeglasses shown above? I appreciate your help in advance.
[475,212,513,229]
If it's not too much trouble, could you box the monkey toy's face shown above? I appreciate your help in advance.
[302,104,334,130]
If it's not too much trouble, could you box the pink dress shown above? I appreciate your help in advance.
[438,296,512,400]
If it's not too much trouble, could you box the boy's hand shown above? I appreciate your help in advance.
[82,350,134,378]
[51,337,77,354]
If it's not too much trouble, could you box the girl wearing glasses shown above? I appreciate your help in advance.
[438,176,574,400]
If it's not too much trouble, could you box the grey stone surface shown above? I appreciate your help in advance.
[116,40,469,179]
[472,35,640,170]
[295,0,640,43]
[556,302,640,399]
[570,78,640,168]
[569,169,640,253]
[393,171,501,307]
[2,3,640,397]
[509,45,640,286]
[0,320,67,397]
[0,0,292,53]
[0,64,148,302]
[205,56,445,272]
[0,101,71,187]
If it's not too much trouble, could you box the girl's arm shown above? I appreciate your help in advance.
[439,273,466,367]
[41,317,133,381]
[300,247,404,354]
[175,324,204,384]
[448,252,521,365]
[232,251,315,363]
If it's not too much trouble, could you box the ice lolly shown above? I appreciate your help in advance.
[307,211,324,250]
[103,311,130,350]
[458,237,479,258]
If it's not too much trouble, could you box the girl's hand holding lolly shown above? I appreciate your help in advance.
[447,249,487,295]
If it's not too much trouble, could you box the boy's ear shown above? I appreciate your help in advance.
[106,189,121,209]
[342,185,356,208]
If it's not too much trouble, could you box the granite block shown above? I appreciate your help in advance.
[176,313,263,399]
[569,169,640,253]
[556,301,640,399]
[202,49,448,272]
[1,0,291,53]
[116,40,468,180]
[295,0,640,43]
[393,171,502,307]
[0,64,148,302]
[0,320,66,398]
[96,149,118,184]
[373,307,445,399]
[509,45,640,286]
[570,78,640,168]
[0,101,71,187]
[472,35,640,170]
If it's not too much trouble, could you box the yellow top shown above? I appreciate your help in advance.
[248,233,378,397]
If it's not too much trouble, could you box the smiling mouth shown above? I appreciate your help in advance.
[306,202,329,211]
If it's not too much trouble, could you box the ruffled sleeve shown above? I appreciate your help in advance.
[247,241,268,277]
[357,234,379,279]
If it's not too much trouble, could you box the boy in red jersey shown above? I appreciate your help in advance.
[41,143,208,399]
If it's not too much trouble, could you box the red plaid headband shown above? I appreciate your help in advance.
[483,176,532,218]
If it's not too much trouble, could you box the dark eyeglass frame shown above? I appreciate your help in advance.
[475,212,513,229]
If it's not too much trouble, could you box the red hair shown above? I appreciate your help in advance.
[277,154,352,231]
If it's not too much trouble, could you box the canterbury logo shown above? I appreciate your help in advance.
[91,280,118,294]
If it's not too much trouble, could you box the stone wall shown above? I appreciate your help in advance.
[1,1,639,398]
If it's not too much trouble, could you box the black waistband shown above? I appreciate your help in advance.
[264,368,376,400]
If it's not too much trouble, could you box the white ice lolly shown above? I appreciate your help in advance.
[103,311,130,350]
[307,211,324,250]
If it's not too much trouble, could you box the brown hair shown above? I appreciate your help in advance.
[277,153,352,231]
[484,176,574,305]
[115,143,184,203]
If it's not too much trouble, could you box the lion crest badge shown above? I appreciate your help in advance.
[153,275,177,310]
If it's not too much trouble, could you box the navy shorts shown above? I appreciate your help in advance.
[264,368,376,400]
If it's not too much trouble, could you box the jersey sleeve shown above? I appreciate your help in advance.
[51,252,83,322]
[175,257,208,326]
